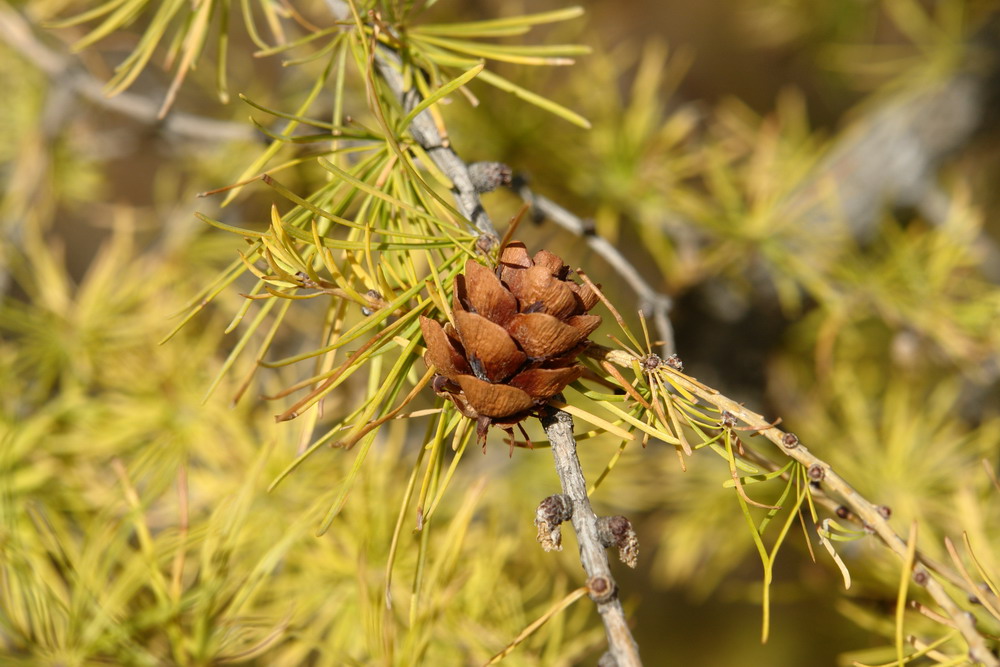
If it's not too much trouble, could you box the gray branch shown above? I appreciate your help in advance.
[542,408,642,667]
[516,182,676,356]
[373,46,498,241]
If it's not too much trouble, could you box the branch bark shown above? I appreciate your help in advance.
[373,46,498,241]
[542,408,642,667]
[591,344,999,667]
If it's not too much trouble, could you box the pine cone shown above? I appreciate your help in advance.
[420,242,601,443]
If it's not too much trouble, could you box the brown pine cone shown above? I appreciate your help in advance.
[420,242,601,443]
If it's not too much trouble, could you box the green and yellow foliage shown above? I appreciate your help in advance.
[2,0,999,664]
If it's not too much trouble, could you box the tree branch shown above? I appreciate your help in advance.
[591,344,999,667]
[713,397,998,666]
[542,408,642,667]
[373,45,498,241]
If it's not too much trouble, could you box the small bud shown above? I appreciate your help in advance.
[362,289,382,316]
[535,494,573,552]
[664,354,683,371]
[836,506,850,519]
[877,505,892,519]
[807,463,825,482]
[721,411,738,430]
[296,271,321,289]
[641,353,662,373]
[468,161,512,194]
[475,233,498,255]
[597,515,639,569]
[782,432,799,449]
[587,575,615,602]
[913,569,929,586]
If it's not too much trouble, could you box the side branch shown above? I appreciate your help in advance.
[717,395,997,665]
[591,345,997,666]
[541,408,642,667]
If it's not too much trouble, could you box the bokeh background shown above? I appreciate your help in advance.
[3,0,1000,665]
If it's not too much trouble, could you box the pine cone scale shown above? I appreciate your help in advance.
[509,366,584,400]
[459,259,518,325]
[456,375,535,418]
[420,316,470,379]
[506,312,589,358]
[569,282,599,310]
[453,310,526,382]
[531,249,566,276]
[498,244,532,284]
[512,265,579,320]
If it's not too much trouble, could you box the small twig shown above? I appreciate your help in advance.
[515,179,675,357]
[590,344,998,667]
[542,407,642,667]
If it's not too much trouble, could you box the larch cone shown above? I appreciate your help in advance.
[420,242,601,446]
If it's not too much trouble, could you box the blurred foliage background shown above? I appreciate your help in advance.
[2,0,1000,665]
